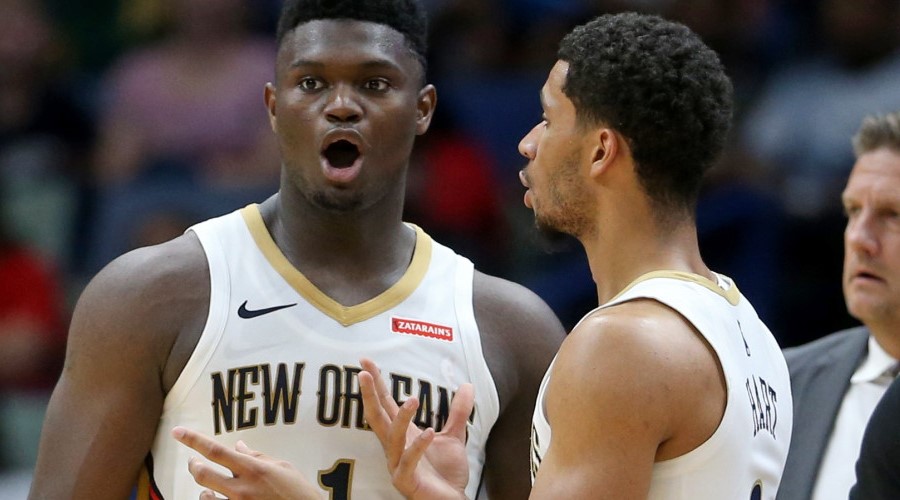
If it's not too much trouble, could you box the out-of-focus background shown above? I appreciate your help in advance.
[3,0,899,493]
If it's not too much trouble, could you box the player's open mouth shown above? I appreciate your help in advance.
[323,140,360,169]
[320,133,364,184]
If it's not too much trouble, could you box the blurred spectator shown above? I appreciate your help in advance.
[85,0,279,274]
[0,5,82,478]
[426,0,597,326]
[406,109,509,276]
[0,206,66,473]
[0,223,65,394]
[0,0,95,269]
[738,0,900,344]
[649,0,792,329]
[428,0,511,78]
[696,141,784,327]
[663,0,797,112]
[742,0,900,219]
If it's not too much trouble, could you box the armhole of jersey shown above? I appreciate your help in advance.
[161,225,232,412]
[453,257,499,500]
[454,258,500,426]
[616,284,737,473]
[536,355,557,424]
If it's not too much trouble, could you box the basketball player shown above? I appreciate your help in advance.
[357,12,794,499]
[27,1,564,498]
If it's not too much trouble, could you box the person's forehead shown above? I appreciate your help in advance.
[541,61,570,107]
[279,19,414,66]
[547,61,569,92]
[845,148,900,196]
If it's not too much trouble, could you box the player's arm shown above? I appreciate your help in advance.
[530,301,724,499]
[473,273,566,500]
[29,234,208,499]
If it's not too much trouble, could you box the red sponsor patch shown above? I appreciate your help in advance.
[391,317,454,342]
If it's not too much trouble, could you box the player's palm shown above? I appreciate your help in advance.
[360,359,473,500]
[395,395,472,499]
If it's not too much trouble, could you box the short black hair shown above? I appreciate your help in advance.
[277,0,428,71]
[558,12,733,218]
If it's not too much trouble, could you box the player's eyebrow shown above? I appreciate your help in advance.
[289,58,403,73]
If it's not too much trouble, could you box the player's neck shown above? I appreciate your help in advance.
[263,192,413,273]
[582,218,709,304]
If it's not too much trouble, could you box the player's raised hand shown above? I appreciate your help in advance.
[171,426,321,500]
[359,358,473,500]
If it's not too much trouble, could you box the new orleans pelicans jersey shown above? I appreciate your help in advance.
[530,271,792,499]
[138,205,499,499]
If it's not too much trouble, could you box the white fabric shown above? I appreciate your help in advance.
[530,271,793,499]
[145,205,499,499]
[811,336,899,500]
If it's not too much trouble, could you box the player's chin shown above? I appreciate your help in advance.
[532,218,575,251]
[310,190,364,213]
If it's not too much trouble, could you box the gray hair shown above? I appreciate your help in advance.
[852,111,900,156]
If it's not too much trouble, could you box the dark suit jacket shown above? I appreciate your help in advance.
[850,375,900,499]
[776,326,870,500]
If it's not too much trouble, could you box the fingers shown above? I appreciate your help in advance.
[187,456,233,493]
[235,440,263,458]
[360,358,400,417]
[199,489,221,500]
[395,427,435,484]
[172,427,254,472]
[360,370,392,440]
[442,383,475,441]
[386,397,420,468]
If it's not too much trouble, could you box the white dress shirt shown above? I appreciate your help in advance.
[811,336,899,500]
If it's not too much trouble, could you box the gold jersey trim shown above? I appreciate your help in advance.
[240,204,432,326]
[611,270,741,306]
[135,465,150,500]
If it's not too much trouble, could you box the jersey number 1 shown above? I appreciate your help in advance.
[319,459,355,500]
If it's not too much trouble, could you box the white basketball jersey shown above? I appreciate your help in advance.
[530,271,792,499]
[137,205,500,500]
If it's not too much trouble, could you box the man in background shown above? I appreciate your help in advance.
[778,110,900,500]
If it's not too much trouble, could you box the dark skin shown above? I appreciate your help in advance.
[29,19,564,499]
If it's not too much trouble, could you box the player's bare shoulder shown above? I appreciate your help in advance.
[471,271,565,403]
[67,231,210,389]
[556,299,726,459]
[563,299,721,380]
[472,271,565,351]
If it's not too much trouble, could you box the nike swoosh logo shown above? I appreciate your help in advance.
[237,300,297,319]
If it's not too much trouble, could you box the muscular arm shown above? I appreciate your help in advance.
[29,234,209,499]
[473,272,566,500]
[530,300,725,499]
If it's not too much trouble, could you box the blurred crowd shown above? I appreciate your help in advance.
[2,0,900,481]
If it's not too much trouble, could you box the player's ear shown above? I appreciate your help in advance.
[265,83,278,133]
[415,84,437,135]
[589,128,619,178]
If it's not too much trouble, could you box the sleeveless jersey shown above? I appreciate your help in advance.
[530,271,792,499]
[137,205,500,499]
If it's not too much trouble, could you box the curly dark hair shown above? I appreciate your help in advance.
[277,0,428,72]
[558,12,733,217]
